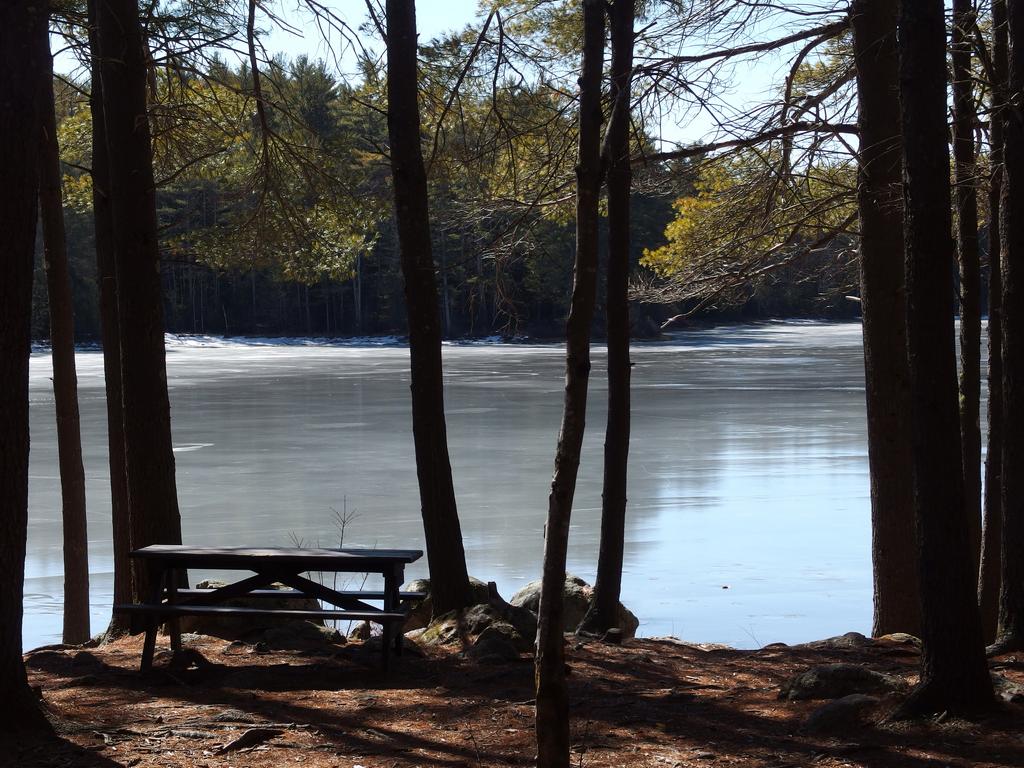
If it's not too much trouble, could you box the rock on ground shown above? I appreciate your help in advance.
[178,580,322,639]
[510,573,639,638]
[413,604,531,656]
[795,632,872,651]
[780,662,907,701]
[256,620,344,651]
[403,573,639,655]
[876,632,922,647]
[801,694,880,734]
[468,623,523,663]
[402,577,537,656]
[994,673,1024,703]
[348,621,372,641]
[648,637,734,652]
[413,610,465,647]
[401,577,491,633]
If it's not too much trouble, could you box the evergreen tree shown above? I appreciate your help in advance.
[896,0,994,717]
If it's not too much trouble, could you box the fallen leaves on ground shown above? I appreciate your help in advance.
[5,632,1024,767]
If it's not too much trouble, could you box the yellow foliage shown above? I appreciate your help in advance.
[642,195,717,275]
[61,173,94,213]
[641,150,857,280]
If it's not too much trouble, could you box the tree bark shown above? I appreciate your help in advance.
[355,252,363,332]
[440,235,451,337]
[850,0,920,638]
[0,0,52,732]
[87,0,133,636]
[895,0,994,716]
[37,24,91,645]
[385,0,472,615]
[981,0,1008,645]
[952,0,983,583]
[995,0,1024,652]
[96,0,183,604]
[535,2,604,765]
[585,0,634,636]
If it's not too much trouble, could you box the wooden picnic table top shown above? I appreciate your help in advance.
[130,545,423,571]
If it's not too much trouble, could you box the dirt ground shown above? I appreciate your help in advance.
[6,632,1024,768]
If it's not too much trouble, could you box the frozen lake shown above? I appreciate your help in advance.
[26,321,882,650]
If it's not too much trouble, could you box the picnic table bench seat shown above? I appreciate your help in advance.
[173,587,427,601]
[114,603,409,623]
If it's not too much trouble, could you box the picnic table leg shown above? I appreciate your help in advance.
[383,564,405,665]
[140,564,166,673]
[393,565,406,656]
[167,567,182,652]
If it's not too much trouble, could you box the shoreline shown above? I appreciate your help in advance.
[29,317,865,353]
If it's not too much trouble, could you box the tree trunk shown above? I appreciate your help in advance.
[251,267,257,333]
[440,234,451,338]
[385,0,472,615]
[87,0,133,636]
[96,0,183,604]
[895,0,994,716]
[338,281,345,333]
[323,279,330,335]
[585,0,634,636]
[995,0,1024,652]
[305,284,311,336]
[981,0,1008,645]
[37,25,91,645]
[535,2,604,765]
[850,0,920,638]
[0,0,51,732]
[355,252,363,332]
[952,0,983,583]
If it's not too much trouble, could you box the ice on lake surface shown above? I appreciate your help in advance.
[25,320,924,650]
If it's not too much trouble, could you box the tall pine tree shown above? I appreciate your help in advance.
[895,0,994,716]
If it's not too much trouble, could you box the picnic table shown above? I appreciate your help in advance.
[114,545,424,672]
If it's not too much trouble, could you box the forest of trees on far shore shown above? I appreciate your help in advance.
[35,47,875,342]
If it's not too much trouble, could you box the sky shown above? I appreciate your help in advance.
[261,0,483,59]
[53,1,483,83]
[53,0,800,149]
[255,0,788,147]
